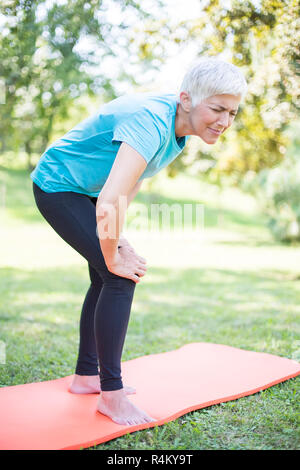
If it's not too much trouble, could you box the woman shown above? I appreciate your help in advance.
[31,57,247,426]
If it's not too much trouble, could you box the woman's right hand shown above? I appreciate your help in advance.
[107,247,147,283]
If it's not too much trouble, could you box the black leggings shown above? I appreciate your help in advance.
[32,182,136,391]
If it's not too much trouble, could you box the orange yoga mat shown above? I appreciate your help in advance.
[0,342,299,450]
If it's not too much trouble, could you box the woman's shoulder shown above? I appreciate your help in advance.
[100,92,177,117]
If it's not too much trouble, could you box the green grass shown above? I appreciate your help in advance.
[0,166,299,450]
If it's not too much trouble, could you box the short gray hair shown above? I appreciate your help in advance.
[178,57,248,106]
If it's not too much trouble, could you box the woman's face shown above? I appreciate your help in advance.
[179,93,241,144]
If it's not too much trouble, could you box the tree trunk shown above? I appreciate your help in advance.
[25,142,34,171]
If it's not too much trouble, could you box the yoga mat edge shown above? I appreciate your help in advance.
[62,369,300,451]
[1,342,299,450]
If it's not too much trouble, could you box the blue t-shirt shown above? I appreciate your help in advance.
[30,93,189,197]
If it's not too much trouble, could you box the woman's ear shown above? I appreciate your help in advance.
[179,91,192,113]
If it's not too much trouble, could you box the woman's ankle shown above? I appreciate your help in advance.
[75,373,98,378]
[101,388,125,400]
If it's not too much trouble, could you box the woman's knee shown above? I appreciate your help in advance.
[88,264,104,289]
[90,257,136,292]
[100,269,136,292]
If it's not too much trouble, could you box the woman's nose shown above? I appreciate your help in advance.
[217,113,230,128]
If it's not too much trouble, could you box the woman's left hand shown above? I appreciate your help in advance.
[118,235,146,264]
[118,234,131,249]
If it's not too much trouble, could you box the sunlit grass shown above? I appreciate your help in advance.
[0,166,299,450]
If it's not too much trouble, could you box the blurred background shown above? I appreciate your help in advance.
[0,0,299,242]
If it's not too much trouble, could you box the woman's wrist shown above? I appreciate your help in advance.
[118,233,128,247]
[99,235,120,269]
[106,255,120,270]
[105,249,120,269]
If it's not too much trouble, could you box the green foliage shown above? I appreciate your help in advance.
[257,164,300,243]
[167,0,300,181]
[243,124,300,243]
[0,0,94,167]
[1,0,299,184]
[0,0,160,169]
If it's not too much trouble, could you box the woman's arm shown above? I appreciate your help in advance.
[96,142,147,268]
[127,180,143,207]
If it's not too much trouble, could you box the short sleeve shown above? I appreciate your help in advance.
[112,109,166,164]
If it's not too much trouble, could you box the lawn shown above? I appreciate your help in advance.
[0,166,299,450]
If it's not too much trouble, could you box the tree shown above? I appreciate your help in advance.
[0,0,164,169]
[166,0,300,185]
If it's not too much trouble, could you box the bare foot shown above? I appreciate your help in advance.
[97,388,156,426]
[69,374,136,395]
